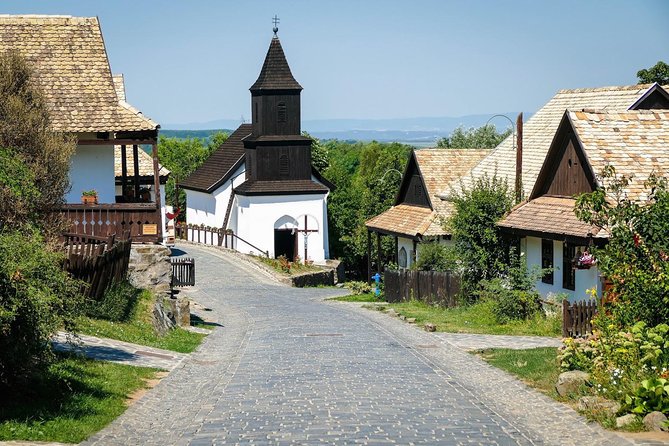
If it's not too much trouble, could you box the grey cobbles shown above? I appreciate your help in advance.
[81,244,649,445]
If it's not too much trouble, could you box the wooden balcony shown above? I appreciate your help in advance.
[59,202,162,243]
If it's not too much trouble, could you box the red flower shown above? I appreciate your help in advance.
[634,233,641,247]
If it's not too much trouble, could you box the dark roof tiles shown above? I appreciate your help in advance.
[250,37,302,92]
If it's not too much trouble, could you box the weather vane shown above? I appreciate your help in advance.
[272,15,279,36]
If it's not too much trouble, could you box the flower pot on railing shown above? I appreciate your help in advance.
[81,190,98,205]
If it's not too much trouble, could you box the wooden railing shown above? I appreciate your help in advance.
[59,203,161,243]
[64,232,132,300]
[384,269,460,307]
[175,222,269,257]
[562,299,598,338]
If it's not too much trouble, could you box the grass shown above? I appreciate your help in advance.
[374,299,561,337]
[331,293,381,303]
[78,289,205,353]
[0,353,158,443]
[478,347,561,397]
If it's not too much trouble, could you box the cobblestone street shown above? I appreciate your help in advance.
[83,243,642,445]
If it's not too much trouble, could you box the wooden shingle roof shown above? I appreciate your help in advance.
[452,84,663,199]
[250,37,302,92]
[180,124,252,192]
[366,148,490,238]
[114,146,169,179]
[0,15,157,133]
[570,109,669,201]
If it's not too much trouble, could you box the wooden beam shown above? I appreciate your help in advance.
[376,232,382,276]
[394,236,399,264]
[77,138,157,146]
[367,230,372,283]
[516,112,524,202]
[133,145,141,200]
[120,144,128,199]
[151,142,163,242]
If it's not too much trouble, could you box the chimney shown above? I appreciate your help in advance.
[515,112,523,202]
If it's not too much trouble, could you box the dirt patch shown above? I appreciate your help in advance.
[618,430,669,442]
[125,371,169,407]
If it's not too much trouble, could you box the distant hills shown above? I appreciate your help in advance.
[162,112,525,144]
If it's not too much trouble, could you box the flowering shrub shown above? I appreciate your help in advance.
[344,281,373,295]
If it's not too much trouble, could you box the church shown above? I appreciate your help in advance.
[180,30,332,263]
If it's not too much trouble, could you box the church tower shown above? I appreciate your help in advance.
[237,30,327,195]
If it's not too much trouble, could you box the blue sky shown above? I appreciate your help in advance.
[2,0,668,125]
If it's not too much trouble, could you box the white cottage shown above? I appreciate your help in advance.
[181,33,332,263]
[499,105,669,301]
[365,148,490,275]
[0,15,164,243]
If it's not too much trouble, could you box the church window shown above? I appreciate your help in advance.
[278,102,286,123]
[398,247,407,268]
[279,153,289,177]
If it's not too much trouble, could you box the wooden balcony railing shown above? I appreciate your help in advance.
[59,203,162,243]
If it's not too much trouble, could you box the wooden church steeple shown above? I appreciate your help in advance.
[238,29,328,196]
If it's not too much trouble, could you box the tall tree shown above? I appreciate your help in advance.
[0,51,76,237]
[437,124,511,149]
[637,61,669,85]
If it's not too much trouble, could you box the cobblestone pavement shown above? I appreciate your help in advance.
[83,243,653,446]
[52,332,188,370]
[434,332,563,351]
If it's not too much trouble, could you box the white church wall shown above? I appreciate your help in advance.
[67,144,115,203]
[235,193,329,263]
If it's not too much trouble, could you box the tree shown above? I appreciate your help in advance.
[575,166,669,327]
[302,131,329,172]
[446,173,515,299]
[437,124,511,150]
[0,51,76,237]
[637,61,669,85]
[158,131,228,218]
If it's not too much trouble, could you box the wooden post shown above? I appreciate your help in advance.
[120,144,128,198]
[367,230,372,283]
[151,141,163,242]
[394,236,398,264]
[412,240,418,264]
[376,232,382,276]
[516,112,523,202]
[133,144,141,201]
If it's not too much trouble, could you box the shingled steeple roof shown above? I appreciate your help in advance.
[250,37,302,92]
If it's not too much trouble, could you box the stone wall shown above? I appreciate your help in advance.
[128,244,171,295]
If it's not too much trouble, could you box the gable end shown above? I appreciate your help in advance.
[629,84,669,110]
[396,152,431,208]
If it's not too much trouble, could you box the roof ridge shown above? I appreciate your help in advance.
[556,84,651,94]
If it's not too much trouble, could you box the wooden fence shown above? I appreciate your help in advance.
[384,269,460,307]
[171,257,195,287]
[562,299,598,338]
[64,232,132,300]
[175,222,269,257]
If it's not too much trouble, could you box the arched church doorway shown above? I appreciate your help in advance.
[274,215,298,260]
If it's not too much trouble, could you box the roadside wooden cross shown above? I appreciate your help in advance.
[294,215,318,264]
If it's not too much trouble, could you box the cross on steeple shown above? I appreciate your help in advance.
[272,15,279,36]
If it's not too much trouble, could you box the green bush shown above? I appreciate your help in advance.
[622,377,669,416]
[344,281,373,295]
[414,242,457,272]
[0,228,83,387]
[446,173,515,299]
[479,278,542,324]
[84,280,141,322]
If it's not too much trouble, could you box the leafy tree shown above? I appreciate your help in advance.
[323,140,411,277]
[437,124,511,150]
[637,61,669,85]
[575,166,669,327]
[446,173,515,299]
[0,51,76,237]
[414,242,457,272]
[158,131,228,218]
[302,131,329,172]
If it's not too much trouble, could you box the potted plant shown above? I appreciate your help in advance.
[574,250,596,269]
[81,189,98,205]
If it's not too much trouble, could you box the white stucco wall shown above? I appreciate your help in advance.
[67,144,116,203]
[185,164,244,230]
[523,236,601,302]
[397,237,415,269]
[234,193,329,263]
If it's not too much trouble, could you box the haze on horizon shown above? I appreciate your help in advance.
[2,0,668,127]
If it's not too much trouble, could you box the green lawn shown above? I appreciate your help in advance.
[478,347,561,396]
[373,299,561,337]
[0,354,157,443]
[331,293,382,303]
[77,290,205,353]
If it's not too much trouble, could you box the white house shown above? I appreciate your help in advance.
[365,148,490,274]
[0,15,164,243]
[181,32,332,263]
[499,104,669,301]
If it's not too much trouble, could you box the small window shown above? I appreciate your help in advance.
[541,239,554,284]
[398,247,407,268]
[279,153,289,177]
[563,242,576,291]
[277,102,286,123]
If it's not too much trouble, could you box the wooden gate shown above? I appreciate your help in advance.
[171,257,195,287]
